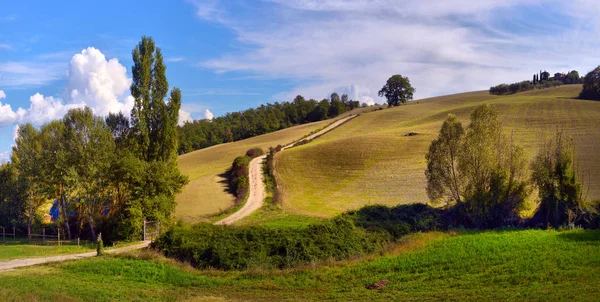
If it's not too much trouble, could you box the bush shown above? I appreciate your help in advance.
[153,215,388,270]
[245,147,264,158]
[350,204,447,239]
[229,156,251,202]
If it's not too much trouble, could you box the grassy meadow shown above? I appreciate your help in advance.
[0,240,141,261]
[1,229,598,301]
[275,85,600,217]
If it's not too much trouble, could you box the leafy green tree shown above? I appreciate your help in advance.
[130,36,182,162]
[11,124,45,238]
[531,129,584,228]
[0,162,25,230]
[38,120,73,239]
[127,36,188,235]
[425,114,465,205]
[341,94,349,105]
[541,71,550,81]
[330,93,340,104]
[378,74,415,106]
[580,66,600,100]
[329,96,346,117]
[565,70,580,84]
[63,107,115,240]
[425,105,528,227]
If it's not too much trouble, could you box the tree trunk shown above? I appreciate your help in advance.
[61,195,72,240]
[27,215,32,239]
[88,215,96,241]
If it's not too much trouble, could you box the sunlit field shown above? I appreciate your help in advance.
[275,85,600,217]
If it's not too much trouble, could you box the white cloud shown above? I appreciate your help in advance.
[21,93,83,126]
[12,125,19,142]
[0,44,12,50]
[178,109,193,126]
[0,48,138,127]
[0,61,65,87]
[191,0,600,101]
[166,57,185,62]
[204,109,214,120]
[63,47,132,116]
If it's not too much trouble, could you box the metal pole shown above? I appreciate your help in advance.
[143,220,146,241]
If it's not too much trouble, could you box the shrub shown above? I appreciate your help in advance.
[229,156,251,202]
[530,129,585,228]
[153,215,389,270]
[245,147,264,158]
[351,204,447,239]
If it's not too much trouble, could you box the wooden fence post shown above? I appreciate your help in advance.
[143,220,146,241]
[58,229,61,246]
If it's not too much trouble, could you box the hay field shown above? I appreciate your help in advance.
[275,85,600,217]
[175,120,331,221]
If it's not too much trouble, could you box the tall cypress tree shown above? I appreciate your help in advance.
[126,36,188,233]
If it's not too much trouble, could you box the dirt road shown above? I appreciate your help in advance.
[0,241,151,272]
[215,115,357,225]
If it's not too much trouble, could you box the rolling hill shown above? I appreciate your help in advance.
[175,119,331,221]
[275,85,600,217]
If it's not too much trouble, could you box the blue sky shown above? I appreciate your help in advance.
[1,0,599,160]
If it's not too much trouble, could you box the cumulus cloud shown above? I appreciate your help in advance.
[0,48,138,128]
[191,0,600,101]
[63,47,132,116]
[204,109,214,120]
[179,109,193,126]
[21,93,83,126]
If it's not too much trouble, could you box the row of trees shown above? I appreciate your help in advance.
[177,93,364,154]
[490,80,563,95]
[0,36,188,242]
[426,105,591,228]
[490,69,582,95]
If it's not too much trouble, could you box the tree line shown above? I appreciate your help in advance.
[0,36,188,243]
[177,93,363,154]
[490,69,581,95]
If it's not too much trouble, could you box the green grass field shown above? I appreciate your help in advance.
[276,85,600,217]
[0,240,140,261]
[1,229,598,301]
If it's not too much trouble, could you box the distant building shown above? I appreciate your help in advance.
[554,72,566,79]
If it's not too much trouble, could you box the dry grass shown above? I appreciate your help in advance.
[175,120,331,221]
[276,85,600,217]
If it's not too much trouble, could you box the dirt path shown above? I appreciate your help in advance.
[215,115,357,225]
[0,241,151,272]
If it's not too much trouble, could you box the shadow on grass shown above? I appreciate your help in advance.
[217,169,233,195]
[556,230,600,243]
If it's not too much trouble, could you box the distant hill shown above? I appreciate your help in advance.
[275,85,600,217]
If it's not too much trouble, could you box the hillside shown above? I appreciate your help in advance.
[175,120,331,220]
[275,85,600,217]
